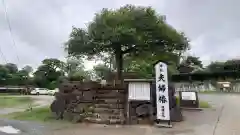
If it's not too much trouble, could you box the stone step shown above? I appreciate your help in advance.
[94,99,125,104]
[94,93,125,99]
[91,113,125,120]
[84,117,125,124]
[95,103,124,109]
[94,108,124,114]
[95,90,126,94]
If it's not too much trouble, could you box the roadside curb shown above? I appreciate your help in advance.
[212,104,224,135]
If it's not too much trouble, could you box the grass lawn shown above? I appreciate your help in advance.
[0,96,33,108]
[4,106,72,125]
[0,93,21,96]
[5,106,55,122]
[176,96,211,108]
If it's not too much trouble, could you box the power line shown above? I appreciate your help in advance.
[2,0,20,63]
[0,47,8,64]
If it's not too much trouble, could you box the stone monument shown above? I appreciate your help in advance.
[168,83,183,122]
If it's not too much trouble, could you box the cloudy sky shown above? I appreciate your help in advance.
[0,0,239,69]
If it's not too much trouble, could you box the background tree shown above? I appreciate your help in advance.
[0,65,9,85]
[224,59,240,71]
[65,57,92,81]
[178,56,203,73]
[206,61,225,72]
[184,56,203,68]
[66,5,189,82]
[5,63,18,74]
[93,64,112,79]
[33,58,64,89]
[65,57,84,76]
[22,65,33,74]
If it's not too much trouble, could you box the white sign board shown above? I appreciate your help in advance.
[181,92,196,100]
[128,82,150,100]
[155,62,170,120]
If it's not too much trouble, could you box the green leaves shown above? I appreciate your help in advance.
[66,5,189,56]
[206,59,240,72]
[65,5,189,81]
[93,64,112,79]
[5,63,18,74]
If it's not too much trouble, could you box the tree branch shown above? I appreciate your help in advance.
[122,45,137,54]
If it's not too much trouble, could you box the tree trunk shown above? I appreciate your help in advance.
[115,50,123,84]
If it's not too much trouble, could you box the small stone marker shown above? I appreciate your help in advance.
[179,91,199,109]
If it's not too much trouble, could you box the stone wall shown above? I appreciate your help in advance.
[51,81,128,124]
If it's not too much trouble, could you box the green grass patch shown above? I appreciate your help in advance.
[176,96,211,108]
[0,96,33,108]
[4,106,71,124]
[199,90,218,94]
[0,93,21,96]
[5,106,55,122]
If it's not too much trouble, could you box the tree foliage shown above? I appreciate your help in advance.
[0,64,33,86]
[22,65,33,73]
[224,59,240,71]
[5,63,18,74]
[184,56,203,68]
[206,61,225,72]
[93,64,112,79]
[66,5,189,82]
[178,56,203,73]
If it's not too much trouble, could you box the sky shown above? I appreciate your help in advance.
[0,0,239,70]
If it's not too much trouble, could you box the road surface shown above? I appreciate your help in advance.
[207,94,240,135]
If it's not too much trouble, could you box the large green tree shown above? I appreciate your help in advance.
[124,52,180,78]
[66,5,189,82]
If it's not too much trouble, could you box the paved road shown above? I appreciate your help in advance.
[208,94,240,135]
[188,93,240,135]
